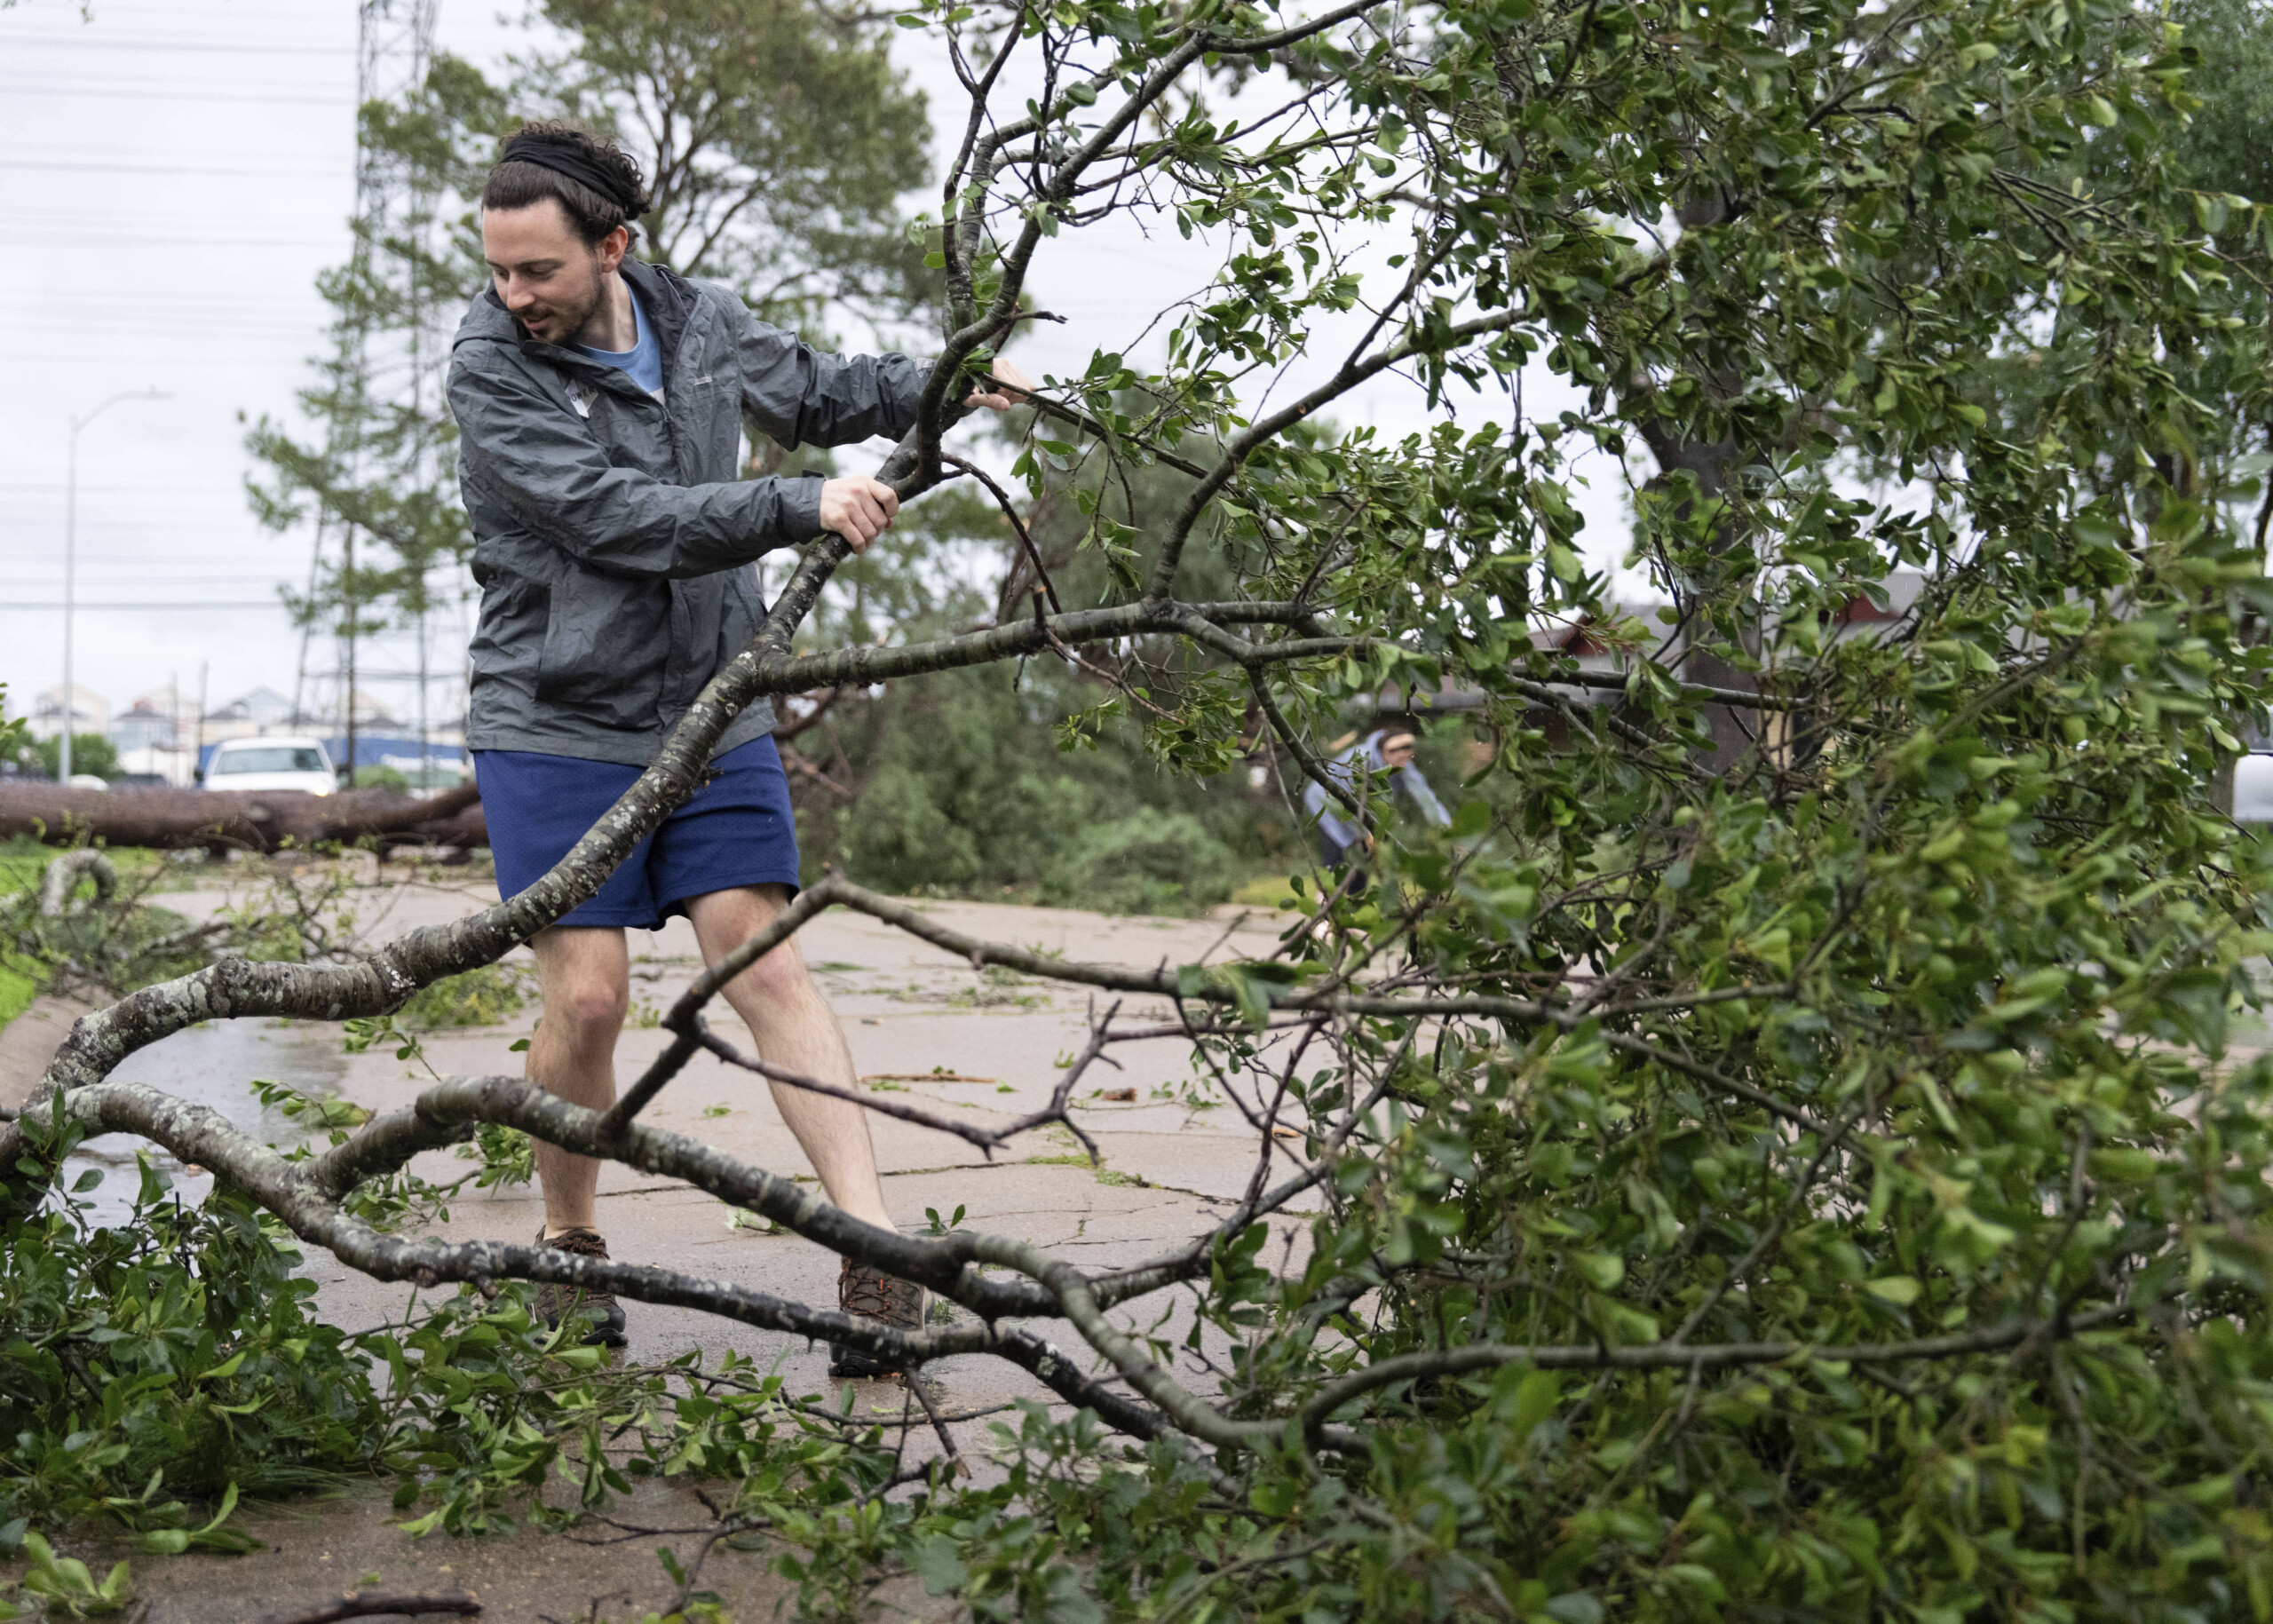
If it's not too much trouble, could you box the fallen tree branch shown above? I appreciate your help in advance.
[37,849,117,916]
[250,1591,481,1624]
[3,1074,1171,1430]
[688,1009,1115,1162]
[750,875,1832,1135]
[1295,1306,2135,1446]
[0,782,484,853]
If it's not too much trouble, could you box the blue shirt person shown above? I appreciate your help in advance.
[1303,725,1451,868]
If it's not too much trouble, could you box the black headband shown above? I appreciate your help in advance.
[498,131,644,217]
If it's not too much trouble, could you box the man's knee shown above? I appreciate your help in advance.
[733,937,815,1003]
[546,977,630,1050]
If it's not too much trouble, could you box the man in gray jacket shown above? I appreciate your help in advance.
[451,123,1029,1370]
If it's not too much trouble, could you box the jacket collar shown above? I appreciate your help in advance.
[453,257,698,398]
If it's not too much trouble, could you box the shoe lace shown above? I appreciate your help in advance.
[544,1228,611,1263]
[839,1262,895,1319]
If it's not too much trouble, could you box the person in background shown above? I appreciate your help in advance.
[1303,718,1451,872]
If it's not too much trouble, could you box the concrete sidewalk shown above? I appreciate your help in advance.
[5,871,1318,1621]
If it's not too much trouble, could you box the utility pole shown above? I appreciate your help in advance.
[292,511,325,727]
[60,388,167,785]
[416,612,432,794]
[344,526,360,786]
[194,661,208,784]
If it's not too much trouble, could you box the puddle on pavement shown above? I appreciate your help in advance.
[59,1018,349,1226]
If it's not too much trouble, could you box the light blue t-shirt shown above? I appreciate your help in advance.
[574,287,664,399]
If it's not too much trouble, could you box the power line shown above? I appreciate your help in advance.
[0,571,298,581]
[10,224,336,243]
[0,83,352,105]
[0,483,297,494]
[0,601,293,611]
[2,315,325,329]
[0,66,352,85]
[1,0,343,17]
[2,353,330,363]
[10,159,345,178]
[7,238,339,250]
[3,332,322,346]
[10,142,354,162]
[1,32,355,54]
[1,298,335,309]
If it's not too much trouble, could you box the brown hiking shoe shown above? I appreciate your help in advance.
[532,1226,627,1348]
[830,1257,924,1378]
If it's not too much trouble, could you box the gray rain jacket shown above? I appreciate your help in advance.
[449,257,927,764]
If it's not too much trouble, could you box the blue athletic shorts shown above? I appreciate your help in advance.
[474,736,802,931]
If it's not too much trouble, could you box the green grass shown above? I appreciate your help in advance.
[1227,874,1305,911]
[0,837,190,895]
[0,958,36,1032]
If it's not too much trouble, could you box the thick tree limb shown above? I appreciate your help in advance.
[0,783,485,853]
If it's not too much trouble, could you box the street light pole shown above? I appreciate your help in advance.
[61,388,169,785]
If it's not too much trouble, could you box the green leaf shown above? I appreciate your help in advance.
[1572,1252,1625,1291]
[909,1534,968,1596]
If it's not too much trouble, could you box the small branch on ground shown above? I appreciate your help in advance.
[250,1591,481,1624]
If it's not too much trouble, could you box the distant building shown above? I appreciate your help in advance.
[200,685,299,744]
[108,698,178,753]
[27,683,108,741]
[104,686,196,785]
[113,746,192,787]
[346,690,401,730]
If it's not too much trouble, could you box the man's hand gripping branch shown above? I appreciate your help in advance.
[817,356,1036,552]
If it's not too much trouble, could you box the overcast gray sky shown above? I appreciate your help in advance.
[0,0,1629,732]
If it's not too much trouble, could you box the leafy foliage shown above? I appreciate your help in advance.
[782,440,1303,910]
[20,735,117,785]
[780,0,2273,1608]
[0,849,224,1015]
[0,1160,388,1541]
[796,654,1279,911]
[23,0,2273,1615]
[0,1148,937,1597]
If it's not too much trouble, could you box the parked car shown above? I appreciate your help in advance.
[200,736,337,796]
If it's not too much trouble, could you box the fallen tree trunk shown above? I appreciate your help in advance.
[0,782,485,852]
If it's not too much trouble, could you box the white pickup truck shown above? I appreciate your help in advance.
[200,736,338,796]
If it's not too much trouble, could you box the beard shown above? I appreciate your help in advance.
[513,256,607,345]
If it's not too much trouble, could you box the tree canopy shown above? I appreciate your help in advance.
[12,0,2273,1615]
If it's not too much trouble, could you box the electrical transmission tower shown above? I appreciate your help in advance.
[293,0,441,781]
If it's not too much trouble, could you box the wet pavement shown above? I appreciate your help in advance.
[1,867,1314,1621]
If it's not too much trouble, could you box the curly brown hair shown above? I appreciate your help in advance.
[482,121,650,248]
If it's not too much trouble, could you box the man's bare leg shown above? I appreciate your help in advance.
[526,925,630,1236]
[685,883,893,1232]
